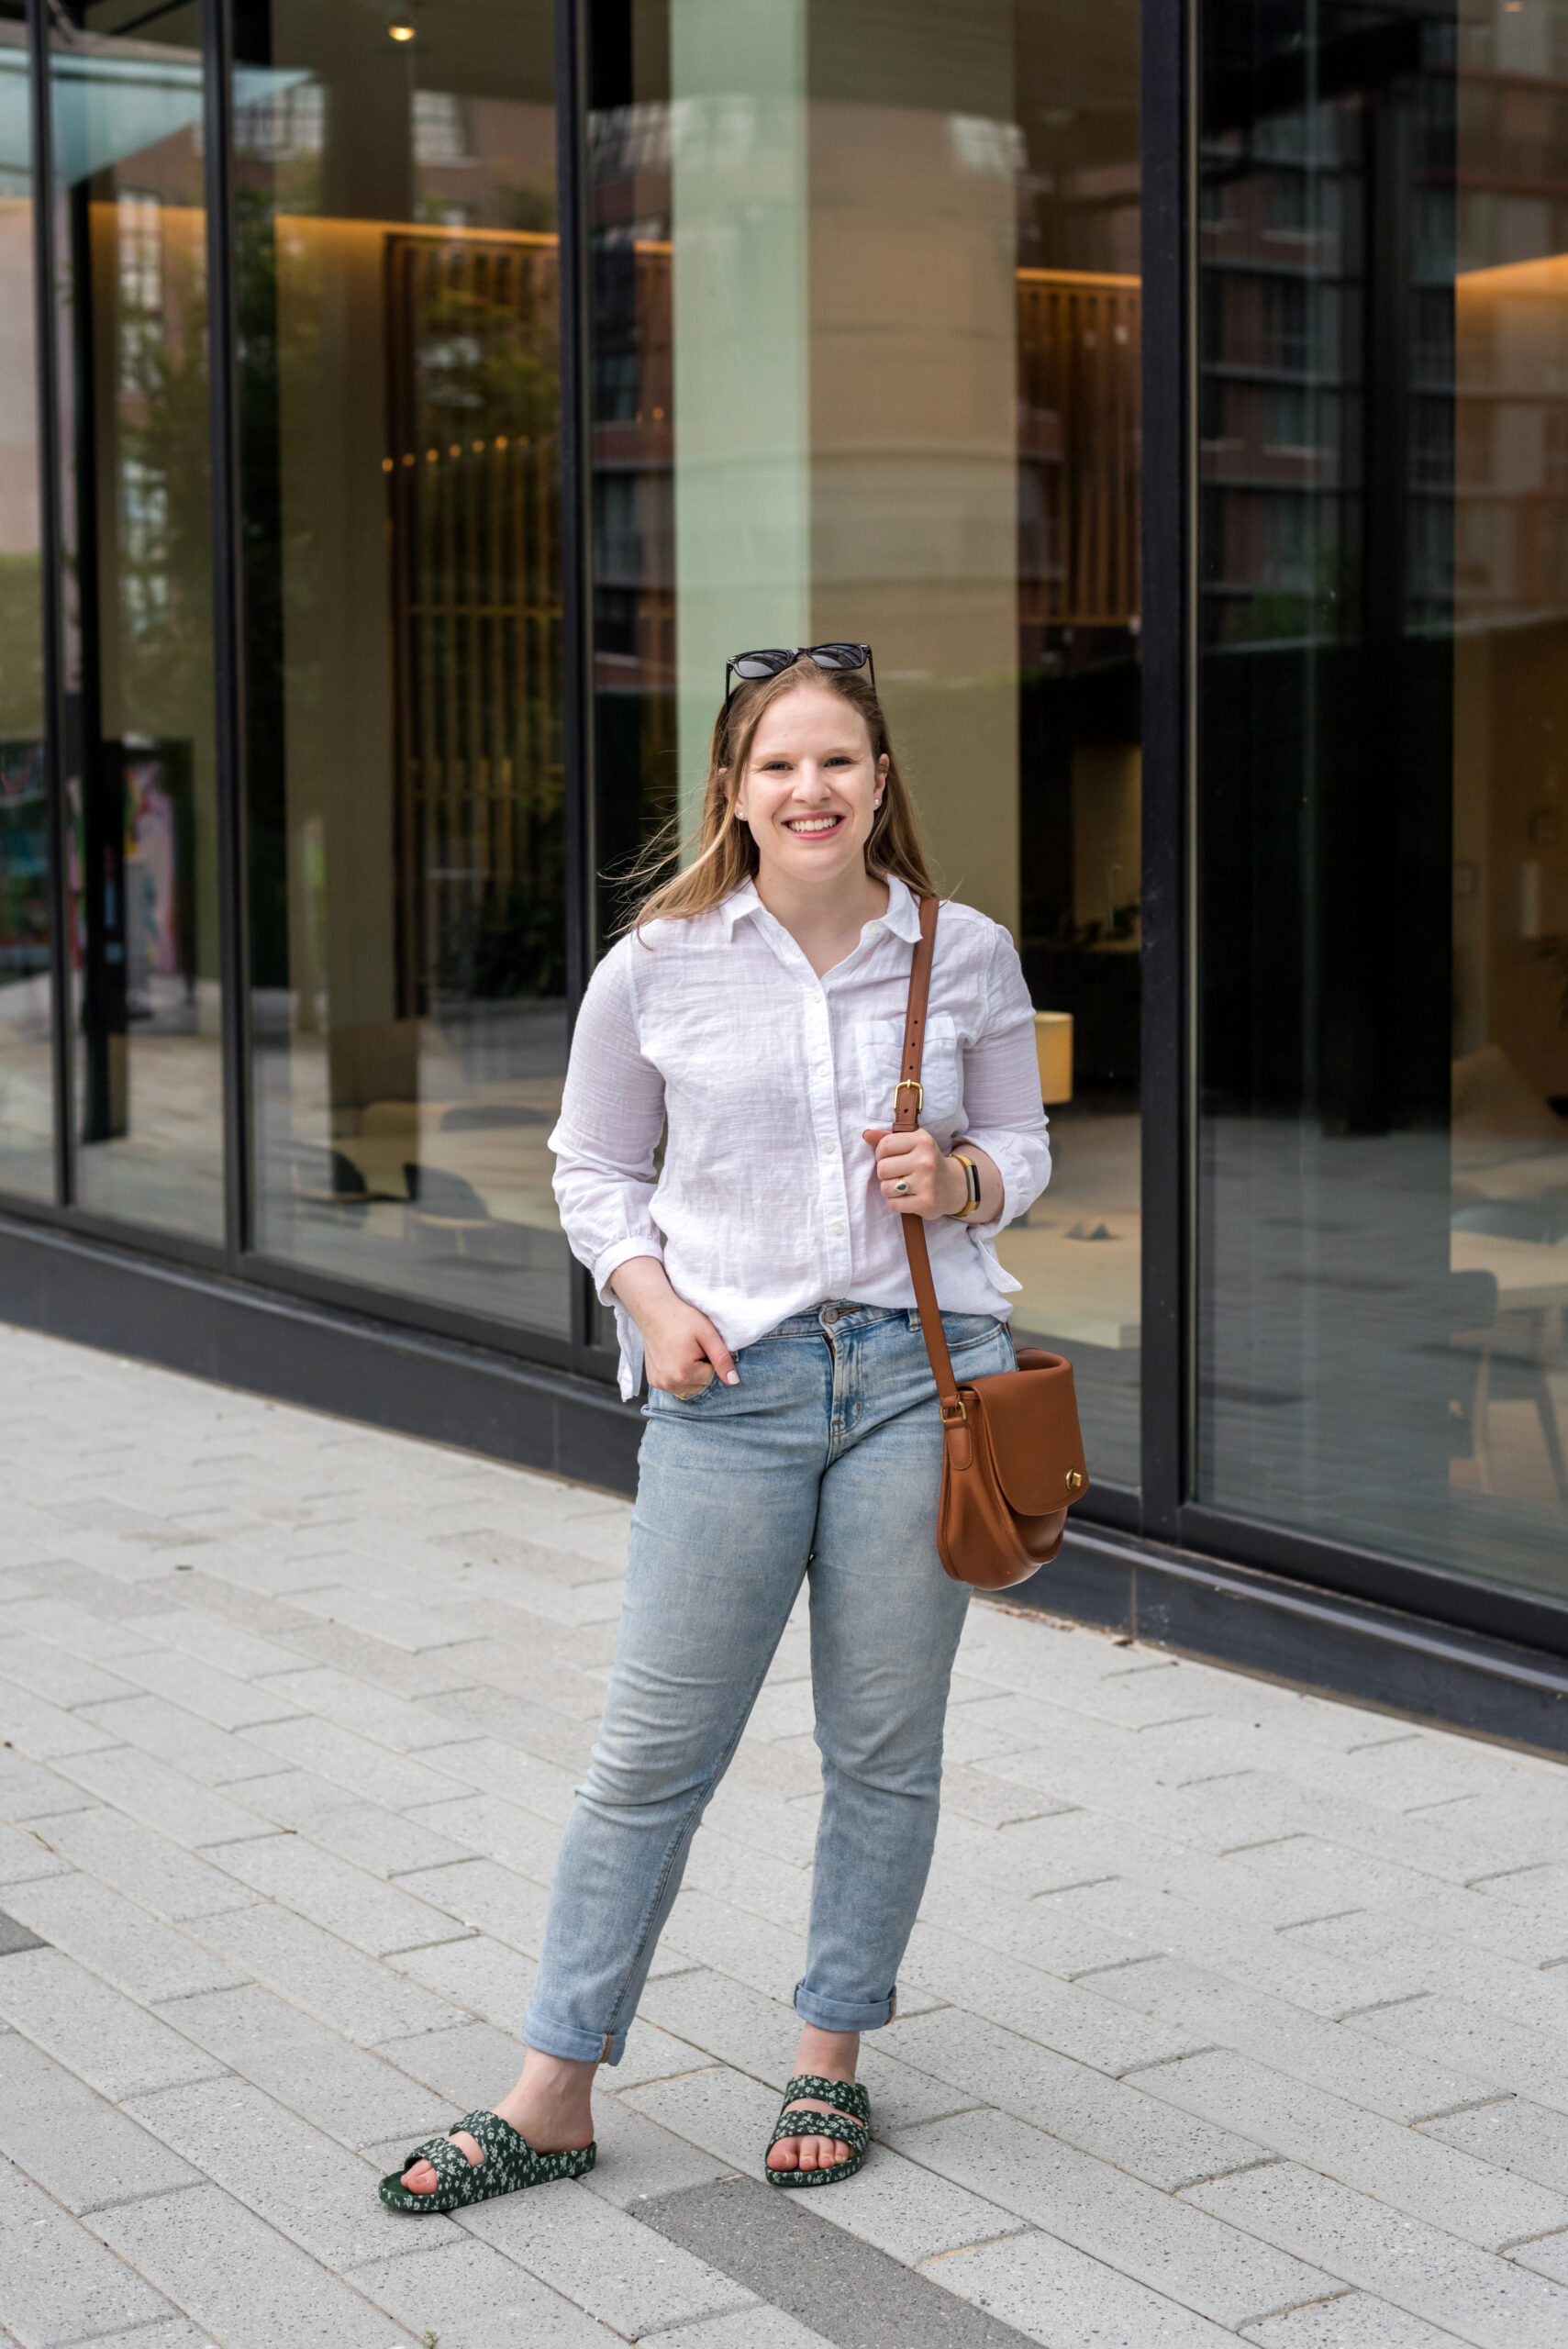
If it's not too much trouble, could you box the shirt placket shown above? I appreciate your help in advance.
[807,971,854,1293]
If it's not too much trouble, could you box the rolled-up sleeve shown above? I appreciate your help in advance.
[960,925,1052,1241]
[548,942,666,1396]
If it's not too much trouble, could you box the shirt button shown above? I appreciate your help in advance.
[830,1219,845,1236]
[822,1140,837,1156]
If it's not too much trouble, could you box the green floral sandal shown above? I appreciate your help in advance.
[764,2074,871,2189]
[378,2107,595,2214]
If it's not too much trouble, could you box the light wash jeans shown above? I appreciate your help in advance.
[523,1299,1016,2065]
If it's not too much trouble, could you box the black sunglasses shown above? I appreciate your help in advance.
[724,642,875,712]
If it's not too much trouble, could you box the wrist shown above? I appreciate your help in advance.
[939,1155,970,1217]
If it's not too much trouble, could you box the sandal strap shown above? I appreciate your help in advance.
[455,2109,527,2162]
[401,2132,475,2194]
[781,2074,870,2124]
[770,2106,869,2153]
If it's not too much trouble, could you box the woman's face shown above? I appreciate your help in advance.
[733,685,890,892]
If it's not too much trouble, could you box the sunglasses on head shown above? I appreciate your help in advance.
[723,642,874,712]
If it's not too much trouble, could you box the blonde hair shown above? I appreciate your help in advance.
[621,659,938,931]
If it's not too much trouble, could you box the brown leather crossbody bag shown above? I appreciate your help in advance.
[895,896,1089,1589]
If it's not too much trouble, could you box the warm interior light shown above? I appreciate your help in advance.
[388,15,416,39]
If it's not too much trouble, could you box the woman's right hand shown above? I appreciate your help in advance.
[608,1259,739,1397]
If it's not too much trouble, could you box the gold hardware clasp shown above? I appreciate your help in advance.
[893,1078,924,1113]
[1066,1469,1084,1491]
[940,1398,967,1426]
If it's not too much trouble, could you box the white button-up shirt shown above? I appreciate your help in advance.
[550,875,1051,1397]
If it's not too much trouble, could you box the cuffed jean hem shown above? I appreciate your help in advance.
[523,2009,629,2066]
[794,1979,898,2033]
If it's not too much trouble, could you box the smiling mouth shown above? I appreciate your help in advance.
[784,813,846,835]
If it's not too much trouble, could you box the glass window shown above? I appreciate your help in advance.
[235,3,571,1338]
[0,3,53,1199]
[47,1,223,1239]
[1198,0,1568,1607]
[586,0,1142,1478]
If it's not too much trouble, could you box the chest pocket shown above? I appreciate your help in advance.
[857,1012,965,1136]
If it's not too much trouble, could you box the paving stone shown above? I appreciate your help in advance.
[239,1715,463,1808]
[884,2006,1265,2190]
[54,1744,283,1849]
[288,1798,471,1880]
[0,2157,181,2345]
[250,1664,472,1753]
[0,1873,243,2003]
[1511,2232,1568,2283]
[1242,2296,1471,2345]
[0,1747,101,1821]
[128,2075,441,2267]
[0,1947,228,2099]
[1422,2096,1568,2196]
[347,2235,623,2346]
[899,1922,1206,2077]
[122,1609,308,1680]
[203,1833,462,1955]
[40,1806,261,1922]
[394,1855,552,1952]
[0,1681,126,1760]
[0,2032,202,2211]
[0,1593,169,1665]
[108,1647,306,1732]
[73,1694,284,1785]
[275,1615,488,1698]
[1188,2161,1568,2346]
[928,2227,1246,2347]
[1345,1994,1568,2117]
[889,2107,1337,2330]
[405,1788,562,1886]
[411,1733,582,1823]
[651,2310,832,2349]
[163,1983,452,2149]
[0,1816,73,1886]
[0,1629,139,1709]
[1095,1955,1492,2121]
[69,2322,217,2349]
[584,2099,737,2210]
[417,1682,598,1773]
[387,1927,538,2031]
[373,2017,524,2108]
[1135,2045,1568,2246]
[89,2181,414,2348]
[186,1902,467,2044]
[462,2175,754,2339]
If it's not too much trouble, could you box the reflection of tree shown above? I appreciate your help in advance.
[109,217,212,751]
[235,184,289,988]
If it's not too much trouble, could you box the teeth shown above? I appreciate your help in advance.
[788,816,840,832]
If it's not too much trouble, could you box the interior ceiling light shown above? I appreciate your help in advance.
[388,13,417,39]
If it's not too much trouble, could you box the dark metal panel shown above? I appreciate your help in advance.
[0,1210,645,1493]
[27,0,72,1208]
[1010,1520,1568,1758]
[555,0,595,1356]
[201,0,251,1264]
[1179,1497,1568,1667]
[1137,0,1191,1538]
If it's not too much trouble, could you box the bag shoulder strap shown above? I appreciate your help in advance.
[895,898,963,1431]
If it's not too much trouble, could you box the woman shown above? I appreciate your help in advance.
[381,645,1050,2210]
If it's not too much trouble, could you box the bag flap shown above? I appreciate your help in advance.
[963,1356,1088,1515]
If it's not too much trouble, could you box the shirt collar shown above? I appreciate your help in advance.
[717,872,926,943]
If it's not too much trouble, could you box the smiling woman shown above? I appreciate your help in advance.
[376,648,1051,2212]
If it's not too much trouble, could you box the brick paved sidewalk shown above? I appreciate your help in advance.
[4,1326,1568,2347]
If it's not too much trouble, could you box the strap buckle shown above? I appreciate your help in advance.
[893,1078,924,1113]
[940,1397,967,1426]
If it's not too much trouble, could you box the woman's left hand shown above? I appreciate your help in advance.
[862,1126,968,1220]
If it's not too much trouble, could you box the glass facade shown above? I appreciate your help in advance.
[586,0,1144,1481]
[1197,0,1568,1609]
[0,0,1564,1653]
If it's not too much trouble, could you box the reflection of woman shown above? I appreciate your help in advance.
[381,648,1051,2211]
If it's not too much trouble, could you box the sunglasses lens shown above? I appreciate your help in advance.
[731,651,789,680]
[809,642,869,671]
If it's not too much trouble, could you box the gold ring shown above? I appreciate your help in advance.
[894,1179,910,1195]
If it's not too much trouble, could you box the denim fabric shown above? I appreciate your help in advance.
[523,1300,1016,2064]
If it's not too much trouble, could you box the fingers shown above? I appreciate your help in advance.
[696,1320,740,1386]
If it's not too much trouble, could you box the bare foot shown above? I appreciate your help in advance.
[401,2045,596,2196]
[764,2024,861,2175]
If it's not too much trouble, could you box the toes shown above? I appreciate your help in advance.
[766,2139,800,2170]
[401,2159,437,2193]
